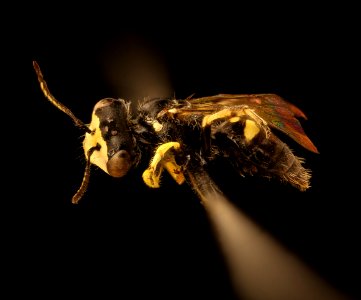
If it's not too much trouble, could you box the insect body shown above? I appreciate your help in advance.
[33,61,319,204]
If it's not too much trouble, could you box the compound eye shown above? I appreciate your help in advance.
[106,150,132,177]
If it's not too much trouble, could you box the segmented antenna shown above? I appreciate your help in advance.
[33,60,100,204]
[72,144,101,204]
[32,61,92,134]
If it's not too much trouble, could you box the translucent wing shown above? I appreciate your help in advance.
[169,93,319,153]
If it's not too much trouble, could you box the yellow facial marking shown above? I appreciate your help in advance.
[83,113,109,174]
[244,119,260,142]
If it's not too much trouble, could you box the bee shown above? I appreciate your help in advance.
[33,61,319,204]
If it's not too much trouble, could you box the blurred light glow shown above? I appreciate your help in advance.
[202,191,349,300]
[101,34,173,109]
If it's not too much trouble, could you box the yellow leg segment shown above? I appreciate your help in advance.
[201,107,264,148]
[201,108,247,128]
[142,142,185,188]
[163,155,185,185]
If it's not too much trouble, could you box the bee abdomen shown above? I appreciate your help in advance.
[280,154,311,191]
[215,126,311,191]
[255,134,311,191]
[212,117,312,191]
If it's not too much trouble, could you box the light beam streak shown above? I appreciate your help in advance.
[202,191,350,300]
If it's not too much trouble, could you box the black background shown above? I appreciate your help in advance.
[5,6,357,300]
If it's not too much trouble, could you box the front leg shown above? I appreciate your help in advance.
[142,142,185,188]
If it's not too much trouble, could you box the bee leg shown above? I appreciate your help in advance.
[201,109,240,128]
[201,108,248,156]
[142,142,185,188]
[163,154,186,185]
[201,125,211,157]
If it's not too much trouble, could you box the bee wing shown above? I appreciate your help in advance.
[174,94,319,154]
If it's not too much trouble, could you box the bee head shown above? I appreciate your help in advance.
[84,98,138,178]
[33,61,139,203]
